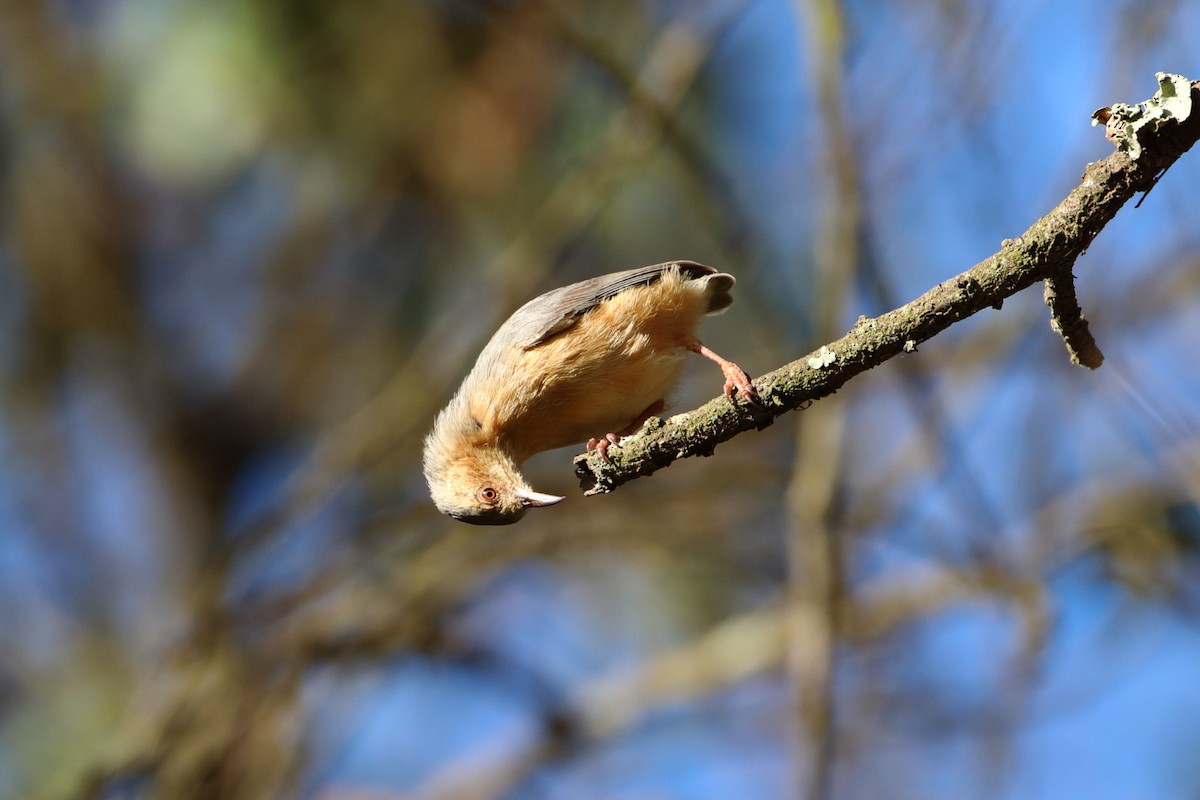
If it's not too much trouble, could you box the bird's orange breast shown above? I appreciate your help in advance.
[474,271,713,460]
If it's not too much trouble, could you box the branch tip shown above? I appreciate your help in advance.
[1044,271,1105,369]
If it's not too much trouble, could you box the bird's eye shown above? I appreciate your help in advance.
[478,487,499,504]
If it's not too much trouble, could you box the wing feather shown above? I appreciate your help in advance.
[503,261,717,350]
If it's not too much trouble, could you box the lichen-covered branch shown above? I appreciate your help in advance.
[575,75,1199,495]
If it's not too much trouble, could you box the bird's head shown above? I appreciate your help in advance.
[423,443,563,525]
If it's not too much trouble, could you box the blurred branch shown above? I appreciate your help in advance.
[568,563,1043,741]
[574,604,788,737]
[542,2,756,249]
[786,408,842,800]
[576,75,1200,495]
[76,569,304,800]
[786,0,856,797]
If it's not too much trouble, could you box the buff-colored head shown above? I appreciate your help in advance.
[423,434,563,525]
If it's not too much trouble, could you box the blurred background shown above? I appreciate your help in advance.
[2,0,1200,798]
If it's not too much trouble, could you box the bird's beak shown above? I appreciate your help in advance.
[516,488,565,508]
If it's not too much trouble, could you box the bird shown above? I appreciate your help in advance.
[423,260,757,525]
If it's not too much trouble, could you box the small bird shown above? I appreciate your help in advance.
[423,261,756,525]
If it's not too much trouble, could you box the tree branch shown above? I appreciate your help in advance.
[1044,268,1104,368]
[575,74,1199,495]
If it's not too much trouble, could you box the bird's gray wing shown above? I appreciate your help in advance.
[502,261,716,350]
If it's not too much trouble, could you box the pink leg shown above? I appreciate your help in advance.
[687,340,757,402]
[587,399,666,462]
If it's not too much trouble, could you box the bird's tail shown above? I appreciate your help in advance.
[703,272,736,314]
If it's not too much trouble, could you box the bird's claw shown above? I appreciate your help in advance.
[722,363,759,404]
[688,340,758,405]
[587,432,621,463]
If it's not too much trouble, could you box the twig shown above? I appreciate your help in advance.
[575,75,1200,495]
[1044,268,1105,368]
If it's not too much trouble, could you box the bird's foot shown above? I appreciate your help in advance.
[587,400,668,463]
[587,433,622,463]
[719,362,756,402]
[687,340,759,403]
